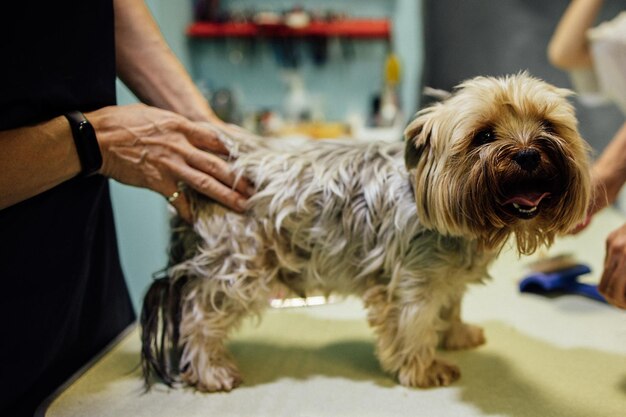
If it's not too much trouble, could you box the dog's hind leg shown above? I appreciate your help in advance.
[178,272,271,392]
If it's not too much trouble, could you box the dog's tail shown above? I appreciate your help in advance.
[140,272,187,388]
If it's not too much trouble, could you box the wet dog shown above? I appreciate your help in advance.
[141,73,590,391]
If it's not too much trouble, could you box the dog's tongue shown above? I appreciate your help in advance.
[503,192,550,207]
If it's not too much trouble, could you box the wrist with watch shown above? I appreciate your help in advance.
[64,111,102,177]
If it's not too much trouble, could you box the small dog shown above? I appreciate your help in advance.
[141,73,590,391]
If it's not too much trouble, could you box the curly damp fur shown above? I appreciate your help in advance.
[175,141,434,297]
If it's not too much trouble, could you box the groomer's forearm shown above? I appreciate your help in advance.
[0,117,81,209]
[114,0,216,122]
[593,122,626,203]
[547,0,604,69]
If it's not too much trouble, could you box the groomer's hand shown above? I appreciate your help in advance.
[599,223,626,309]
[571,122,626,235]
[86,103,253,222]
[570,171,618,234]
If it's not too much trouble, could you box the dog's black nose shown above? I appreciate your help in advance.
[513,148,540,172]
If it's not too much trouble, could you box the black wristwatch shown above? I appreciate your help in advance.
[64,111,102,177]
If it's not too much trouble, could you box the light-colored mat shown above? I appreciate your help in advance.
[44,208,626,417]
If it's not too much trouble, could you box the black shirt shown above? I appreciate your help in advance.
[0,2,135,416]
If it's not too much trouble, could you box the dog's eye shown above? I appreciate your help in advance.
[542,120,556,134]
[473,129,496,146]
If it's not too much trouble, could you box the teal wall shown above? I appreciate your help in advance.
[112,0,424,311]
[187,0,422,123]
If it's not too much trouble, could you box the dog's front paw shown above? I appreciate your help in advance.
[398,358,460,388]
[441,323,486,350]
[181,361,242,392]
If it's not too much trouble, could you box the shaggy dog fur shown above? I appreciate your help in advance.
[141,73,591,391]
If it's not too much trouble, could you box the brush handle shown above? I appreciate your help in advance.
[519,264,607,303]
[569,282,607,303]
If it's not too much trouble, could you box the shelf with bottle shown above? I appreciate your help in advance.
[186,19,391,39]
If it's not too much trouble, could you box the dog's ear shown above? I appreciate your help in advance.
[404,115,431,170]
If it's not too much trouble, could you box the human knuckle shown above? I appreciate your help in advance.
[163,110,184,129]
[187,121,203,135]
[160,117,184,132]
[196,175,217,192]
[204,157,223,175]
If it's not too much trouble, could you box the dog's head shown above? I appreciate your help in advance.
[405,73,591,254]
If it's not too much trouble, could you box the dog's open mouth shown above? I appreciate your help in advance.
[501,192,551,219]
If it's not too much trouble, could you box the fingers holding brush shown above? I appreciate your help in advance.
[599,224,626,309]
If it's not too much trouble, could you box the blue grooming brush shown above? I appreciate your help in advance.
[519,255,607,303]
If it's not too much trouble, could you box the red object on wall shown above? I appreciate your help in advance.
[186,19,391,39]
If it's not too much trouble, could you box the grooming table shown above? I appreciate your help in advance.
[39,208,626,417]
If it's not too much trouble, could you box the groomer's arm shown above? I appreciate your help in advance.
[547,0,604,69]
[0,0,250,215]
[590,123,626,212]
[0,118,81,209]
[113,0,219,123]
[102,0,253,221]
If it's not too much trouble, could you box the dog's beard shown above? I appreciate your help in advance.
[462,136,587,254]
[406,73,591,254]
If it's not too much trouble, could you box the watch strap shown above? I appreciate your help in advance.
[64,111,102,177]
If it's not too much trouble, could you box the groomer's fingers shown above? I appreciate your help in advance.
[163,160,248,213]
[184,121,231,155]
[188,173,247,213]
[165,187,192,224]
[175,198,193,224]
[175,121,255,197]
[612,273,626,309]
[184,149,255,197]
[599,266,626,309]
[617,284,626,309]
[599,225,626,309]
[599,239,617,295]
